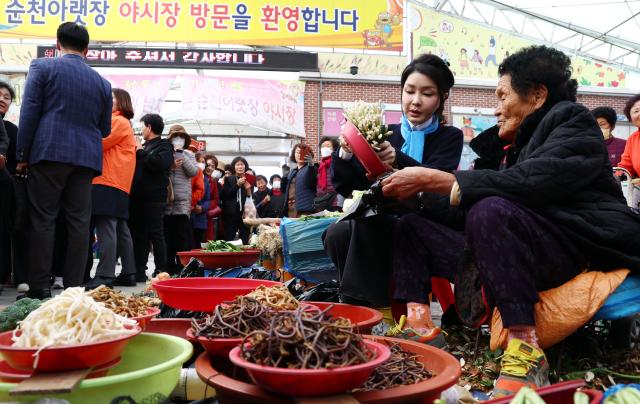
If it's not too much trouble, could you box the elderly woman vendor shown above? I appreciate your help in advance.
[382,46,640,397]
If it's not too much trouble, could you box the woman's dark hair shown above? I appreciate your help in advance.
[0,81,16,101]
[623,94,640,121]
[290,143,314,163]
[230,156,249,174]
[269,174,282,185]
[224,164,233,172]
[498,45,577,106]
[256,175,268,184]
[319,136,339,151]
[139,113,164,135]
[592,106,617,129]
[400,54,455,121]
[112,88,134,120]
[205,154,218,168]
[57,22,89,52]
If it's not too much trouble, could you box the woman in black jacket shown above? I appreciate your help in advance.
[323,54,463,308]
[219,156,252,244]
[382,46,640,397]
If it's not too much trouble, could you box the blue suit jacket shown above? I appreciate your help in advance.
[17,54,112,173]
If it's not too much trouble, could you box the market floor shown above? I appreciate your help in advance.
[0,255,156,306]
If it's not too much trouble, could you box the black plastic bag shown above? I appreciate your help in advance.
[177,257,205,278]
[296,280,340,302]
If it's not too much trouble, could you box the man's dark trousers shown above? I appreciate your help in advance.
[27,161,93,290]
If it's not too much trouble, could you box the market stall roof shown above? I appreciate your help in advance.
[414,0,640,72]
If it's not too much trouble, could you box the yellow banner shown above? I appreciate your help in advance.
[410,4,627,89]
[319,52,407,76]
[0,0,404,50]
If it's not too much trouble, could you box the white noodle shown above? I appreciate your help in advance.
[11,287,138,368]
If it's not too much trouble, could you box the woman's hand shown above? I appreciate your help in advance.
[376,141,396,167]
[338,136,353,154]
[381,167,456,200]
[237,177,246,187]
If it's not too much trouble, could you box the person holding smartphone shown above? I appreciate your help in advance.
[283,143,317,218]
[164,125,198,274]
[219,156,252,243]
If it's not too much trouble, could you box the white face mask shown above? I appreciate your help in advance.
[272,181,281,189]
[171,137,185,149]
[320,147,333,158]
[212,171,223,179]
[196,162,206,170]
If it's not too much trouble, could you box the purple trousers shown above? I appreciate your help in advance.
[393,196,584,327]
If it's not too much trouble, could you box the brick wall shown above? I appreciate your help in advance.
[304,80,633,152]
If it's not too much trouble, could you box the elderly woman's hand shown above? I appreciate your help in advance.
[381,167,457,200]
[376,141,396,167]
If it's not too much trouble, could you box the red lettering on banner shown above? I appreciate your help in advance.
[260,5,280,31]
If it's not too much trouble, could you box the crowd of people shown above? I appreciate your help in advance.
[1,22,640,398]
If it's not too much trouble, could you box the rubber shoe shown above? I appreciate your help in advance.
[385,315,445,347]
[493,338,550,398]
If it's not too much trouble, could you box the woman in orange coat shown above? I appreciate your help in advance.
[619,94,640,178]
[86,88,138,288]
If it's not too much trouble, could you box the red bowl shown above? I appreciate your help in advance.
[228,340,391,397]
[0,325,141,372]
[196,335,461,403]
[129,307,161,330]
[0,357,122,382]
[145,318,192,339]
[152,277,282,311]
[485,380,602,404]
[342,120,387,177]
[186,329,242,358]
[177,248,261,268]
[302,302,383,334]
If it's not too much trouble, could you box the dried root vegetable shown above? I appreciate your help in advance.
[241,305,374,369]
[90,285,158,317]
[245,285,299,311]
[352,342,433,392]
[191,296,271,338]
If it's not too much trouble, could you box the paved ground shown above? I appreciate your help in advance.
[0,257,155,306]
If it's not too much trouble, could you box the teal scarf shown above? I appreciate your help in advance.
[400,115,439,162]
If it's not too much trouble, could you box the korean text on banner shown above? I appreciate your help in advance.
[0,0,404,51]
[105,75,174,120]
[180,77,306,137]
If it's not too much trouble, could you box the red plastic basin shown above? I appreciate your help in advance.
[196,335,461,404]
[0,325,141,372]
[228,340,390,397]
[186,329,242,358]
[152,277,282,311]
[342,120,387,177]
[0,357,121,382]
[130,307,161,331]
[145,318,192,339]
[303,302,383,334]
[177,248,261,268]
[485,380,603,404]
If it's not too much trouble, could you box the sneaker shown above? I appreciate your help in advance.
[52,277,64,290]
[385,315,445,347]
[16,283,29,293]
[493,338,550,398]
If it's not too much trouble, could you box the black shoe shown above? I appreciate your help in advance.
[17,288,52,301]
[85,276,114,290]
[113,273,137,287]
[136,273,148,283]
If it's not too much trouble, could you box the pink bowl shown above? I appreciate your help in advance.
[342,120,387,177]
[186,329,242,358]
[177,248,261,268]
[0,325,141,372]
[228,340,391,397]
[152,277,282,311]
[130,307,161,331]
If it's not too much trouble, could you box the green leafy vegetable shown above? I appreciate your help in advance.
[0,298,44,332]
[202,240,243,252]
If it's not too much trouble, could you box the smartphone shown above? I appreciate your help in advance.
[174,149,184,161]
[244,173,257,187]
[298,145,310,161]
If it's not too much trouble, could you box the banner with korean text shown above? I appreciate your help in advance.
[0,0,404,50]
[102,74,306,136]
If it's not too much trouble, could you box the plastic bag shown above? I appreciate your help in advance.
[296,280,341,302]
[243,197,257,220]
[206,265,279,281]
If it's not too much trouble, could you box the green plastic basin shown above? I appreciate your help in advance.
[0,333,193,403]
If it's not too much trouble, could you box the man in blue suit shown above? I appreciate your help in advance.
[16,22,112,299]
